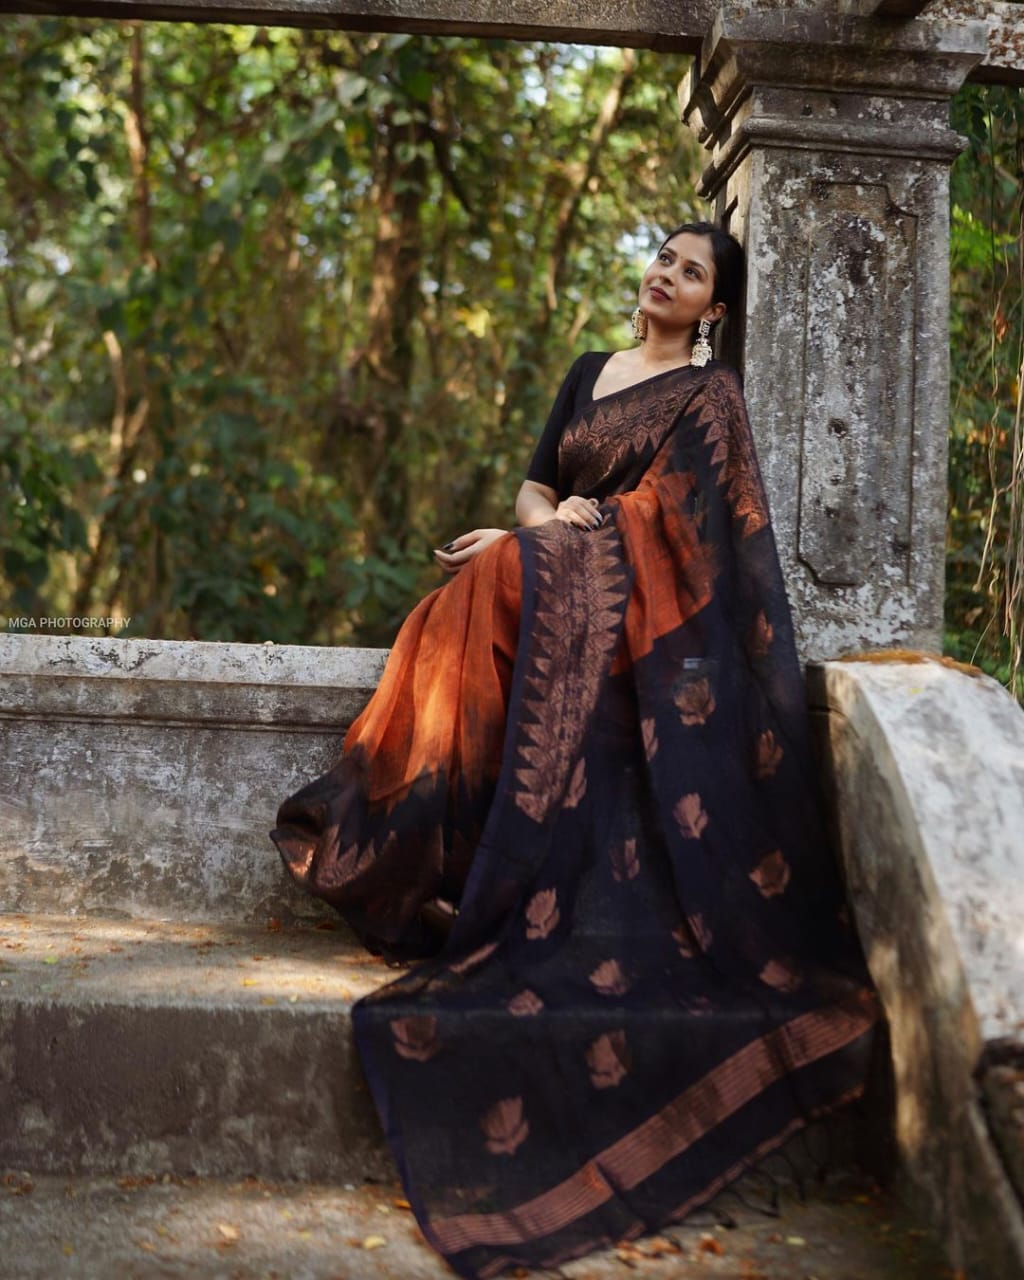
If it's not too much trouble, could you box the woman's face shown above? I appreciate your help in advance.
[638,232,725,332]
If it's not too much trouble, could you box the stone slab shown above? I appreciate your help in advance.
[0,913,395,1182]
[0,1167,951,1280]
[809,657,1024,1279]
[0,1172,947,1280]
[0,634,387,922]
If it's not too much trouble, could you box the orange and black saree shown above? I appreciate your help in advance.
[270,361,878,1279]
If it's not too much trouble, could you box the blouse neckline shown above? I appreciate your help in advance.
[586,351,701,405]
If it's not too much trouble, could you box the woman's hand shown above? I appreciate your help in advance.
[553,496,603,531]
[433,528,508,575]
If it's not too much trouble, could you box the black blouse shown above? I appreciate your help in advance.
[524,352,614,491]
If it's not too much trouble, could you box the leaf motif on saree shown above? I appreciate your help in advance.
[641,717,659,760]
[758,957,803,992]
[481,1096,529,1156]
[748,610,774,659]
[525,888,560,940]
[585,1030,631,1089]
[753,730,784,778]
[609,838,639,882]
[674,792,709,840]
[565,758,587,809]
[512,523,629,826]
[674,676,716,726]
[693,368,770,537]
[390,1015,441,1062]
[673,913,713,958]
[507,989,544,1016]
[448,941,499,975]
[589,958,630,997]
[749,850,791,898]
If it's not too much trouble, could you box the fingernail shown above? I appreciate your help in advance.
[441,542,455,552]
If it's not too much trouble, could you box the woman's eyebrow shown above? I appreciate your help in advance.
[681,258,708,275]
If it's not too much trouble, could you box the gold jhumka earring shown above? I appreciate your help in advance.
[690,318,713,367]
[630,307,648,342]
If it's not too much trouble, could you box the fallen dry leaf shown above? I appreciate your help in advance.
[643,1236,682,1256]
[362,1234,387,1250]
[392,1197,412,1210]
[785,1235,806,1246]
[698,1234,725,1256]
[216,1223,240,1243]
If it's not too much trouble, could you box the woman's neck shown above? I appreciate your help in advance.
[638,327,693,367]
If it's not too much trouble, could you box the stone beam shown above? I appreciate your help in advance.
[0,0,713,49]
[843,1,1023,86]
[684,7,989,660]
[0,0,1020,84]
[923,1,1024,87]
[870,0,930,17]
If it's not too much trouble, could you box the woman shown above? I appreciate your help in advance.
[271,222,879,1279]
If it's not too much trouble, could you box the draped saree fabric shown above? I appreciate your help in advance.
[270,361,879,1279]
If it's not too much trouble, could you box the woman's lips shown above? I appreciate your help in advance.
[648,286,670,301]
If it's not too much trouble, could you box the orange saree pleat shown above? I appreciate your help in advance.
[271,532,521,957]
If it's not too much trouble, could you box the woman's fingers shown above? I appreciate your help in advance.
[433,529,507,574]
[556,497,602,529]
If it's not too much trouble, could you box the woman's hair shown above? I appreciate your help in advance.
[657,221,745,319]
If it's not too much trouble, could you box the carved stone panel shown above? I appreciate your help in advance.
[797,182,917,587]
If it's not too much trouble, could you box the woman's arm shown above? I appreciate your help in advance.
[433,484,604,576]
[516,480,603,531]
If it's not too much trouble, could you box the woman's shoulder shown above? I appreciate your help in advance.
[702,358,742,383]
[699,359,745,398]
[567,350,616,376]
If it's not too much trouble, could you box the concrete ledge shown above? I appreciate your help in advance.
[0,914,394,1181]
[0,634,386,728]
[0,634,387,922]
[809,657,1024,1280]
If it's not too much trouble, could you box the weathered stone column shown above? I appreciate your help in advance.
[683,7,988,661]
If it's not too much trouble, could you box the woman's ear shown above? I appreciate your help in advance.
[705,302,727,325]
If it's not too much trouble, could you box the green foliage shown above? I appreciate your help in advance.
[0,20,699,644]
[947,84,1023,696]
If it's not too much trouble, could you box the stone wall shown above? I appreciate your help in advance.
[0,634,385,922]
[809,656,1024,1280]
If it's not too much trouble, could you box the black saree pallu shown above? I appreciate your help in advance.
[271,360,880,1278]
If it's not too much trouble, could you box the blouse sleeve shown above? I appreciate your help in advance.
[524,356,587,489]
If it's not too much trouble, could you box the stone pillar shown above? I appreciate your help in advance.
[682,7,988,661]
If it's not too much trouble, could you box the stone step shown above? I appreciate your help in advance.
[0,913,395,1183]
[0,1167,952,1280]
[2,913,888,1192]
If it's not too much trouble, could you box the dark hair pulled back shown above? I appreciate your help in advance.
[657,221,745,319]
